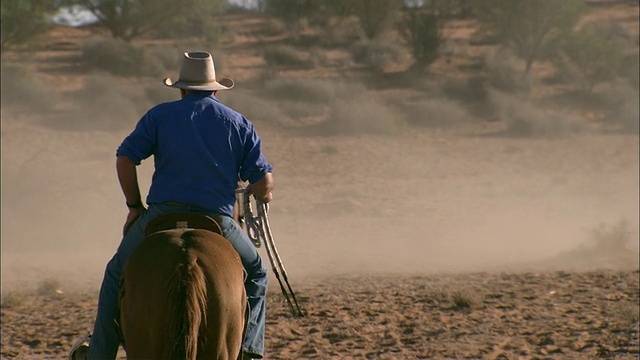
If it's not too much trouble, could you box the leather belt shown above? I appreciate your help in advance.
[165,201,189,207]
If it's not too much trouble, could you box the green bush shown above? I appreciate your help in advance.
[473,0,587,75]
[549,25,625,92]
[73,0,225,42]
[1,0,56,51]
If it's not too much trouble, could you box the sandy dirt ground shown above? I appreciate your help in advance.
[2,5,639,359]
[1,117,638,359]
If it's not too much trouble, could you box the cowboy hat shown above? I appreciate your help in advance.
[163,51,234,91]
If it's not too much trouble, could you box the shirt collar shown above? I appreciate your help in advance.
[184,91,219,102]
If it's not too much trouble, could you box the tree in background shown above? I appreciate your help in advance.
[69,0,225,41]
[262,0,320,24]
[263,0,401,40]
[473,0,588,75]
[398,0,452,71]
[353,0,402,40]
[1,0,58,51]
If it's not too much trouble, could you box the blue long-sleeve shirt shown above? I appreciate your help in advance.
[116,92,273,217]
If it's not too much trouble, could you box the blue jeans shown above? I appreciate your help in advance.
[88,203,267,359]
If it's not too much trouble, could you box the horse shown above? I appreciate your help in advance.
[118,212,247,360]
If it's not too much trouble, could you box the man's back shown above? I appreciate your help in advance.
[116,91,272,216]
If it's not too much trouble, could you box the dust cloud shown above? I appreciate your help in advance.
[1,66,638,296]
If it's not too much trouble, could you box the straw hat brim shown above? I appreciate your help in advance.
[163,77,234,91]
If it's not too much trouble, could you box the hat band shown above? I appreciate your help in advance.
[177,79,219,85]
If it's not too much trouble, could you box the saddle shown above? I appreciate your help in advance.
[144,212,223,238]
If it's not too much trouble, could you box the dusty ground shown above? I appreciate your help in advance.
[1,118,638,359]
[1,270,639,359]
[2,4,639,359]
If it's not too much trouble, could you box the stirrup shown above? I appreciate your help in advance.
[69,332,91,360]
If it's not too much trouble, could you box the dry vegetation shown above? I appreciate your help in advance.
[1,2,639,359]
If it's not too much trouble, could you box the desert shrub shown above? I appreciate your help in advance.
[473,0,587,75]
[263,18,288,36]
[81,36,168,77]
[37,278,61,296]
[591,220,633,253]
[601,83,639,134]
[307,48,331,68]
[449,290,479,310]
[440,76,501,120]
[318,16,363,47]
[610,302,640,329]
[252,77,402,133]
[549,25,625,92]
[483,48,531,94]
[350,40,405,73]
[353,0,402,39]
[262,45,312,69]
[401,98,472,128]
[0,291,25,309]
[490,91,583,137]
[619,51,639,90]
[0,63,59,115]
[587,20,638,51]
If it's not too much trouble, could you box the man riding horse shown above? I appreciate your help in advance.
[74,51,273,359]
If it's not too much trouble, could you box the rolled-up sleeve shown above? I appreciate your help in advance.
[116,111,156,165]
[239,122,273,184]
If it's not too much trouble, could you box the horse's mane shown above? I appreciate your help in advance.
[163,237,208,360]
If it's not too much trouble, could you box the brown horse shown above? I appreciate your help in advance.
[119,213,246,360]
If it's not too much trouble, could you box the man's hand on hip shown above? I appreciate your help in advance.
[123,207,146,236]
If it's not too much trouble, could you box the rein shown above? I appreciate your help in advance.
[235,189,305,318]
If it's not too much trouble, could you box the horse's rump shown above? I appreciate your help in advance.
[120,227,246,360]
